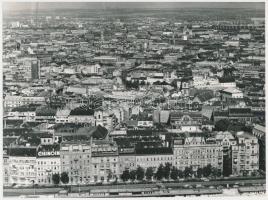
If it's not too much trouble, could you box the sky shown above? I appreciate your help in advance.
[3,2,265,13]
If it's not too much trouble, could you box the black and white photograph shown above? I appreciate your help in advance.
[2,0,266,198]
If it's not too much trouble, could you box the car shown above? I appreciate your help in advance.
[13,184,21,188]
[233,184,239,188]
[217,185,224,189]
[239,182,245,186]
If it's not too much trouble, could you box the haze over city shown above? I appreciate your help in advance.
[2,1,266,198]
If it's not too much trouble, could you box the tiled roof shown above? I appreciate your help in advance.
[37,144,60,152]
[253,124,265,133]
[218,77,235,83]
[7,147,37,157]
[229,108,252,115]
[127,129,153,136]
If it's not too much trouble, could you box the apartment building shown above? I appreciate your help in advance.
[91,140,119,183]
[173,135,223,172]
[7,147,37,185]
[36,144,61,185]
[135,147,173,171]
[231,132,259,176]
[60,142,92,185]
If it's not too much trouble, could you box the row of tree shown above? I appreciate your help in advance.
[121,163,222,182]
[52,172,69,185]
[52,164,222,185]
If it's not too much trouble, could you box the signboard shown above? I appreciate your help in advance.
[37,151,60,157]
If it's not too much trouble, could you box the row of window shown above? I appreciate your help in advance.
[38,161,58,165]
[177,155,218,159]
[136,157,172,162]
[37,166,60,170]
[10,160,35,163]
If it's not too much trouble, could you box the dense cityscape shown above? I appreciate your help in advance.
[2,2,266,198]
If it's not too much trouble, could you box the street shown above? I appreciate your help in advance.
[4,178,266,196]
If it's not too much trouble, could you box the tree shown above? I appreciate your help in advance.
[136,166,145,181]
[129,170,136,182]
[251,170,258,177]
[196,168,203,178]
[178,170,184,179]
[170,167,179,180]
[155,164,164,180]
[242,170,249,177]
[107,170,113,182]
[217,169,222,177]
[203,164,212,177]
[52,173,60,185]
[184,167,193,178]
[215,119,230,131]
[145,167,154,181]
[121,169,130,182]
[211,167,219,178]
[163,163,172,180]
[60,172,69,184]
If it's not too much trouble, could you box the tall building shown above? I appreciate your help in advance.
[31,60,40,80]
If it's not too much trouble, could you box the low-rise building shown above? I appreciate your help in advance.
[4,95,46,110]
[213,108,255,124]
[94,107,117,131]
[220,88,244,101]
[55,109,71,123]
[68,106,95,125]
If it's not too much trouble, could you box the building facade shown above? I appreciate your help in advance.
[7,147,37,186]
[173,136,223,172]
[135,148,173,171]
[91,140,119,183]
[36,144,61,185]
[231,132,259,176]
[60,142,92,185]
